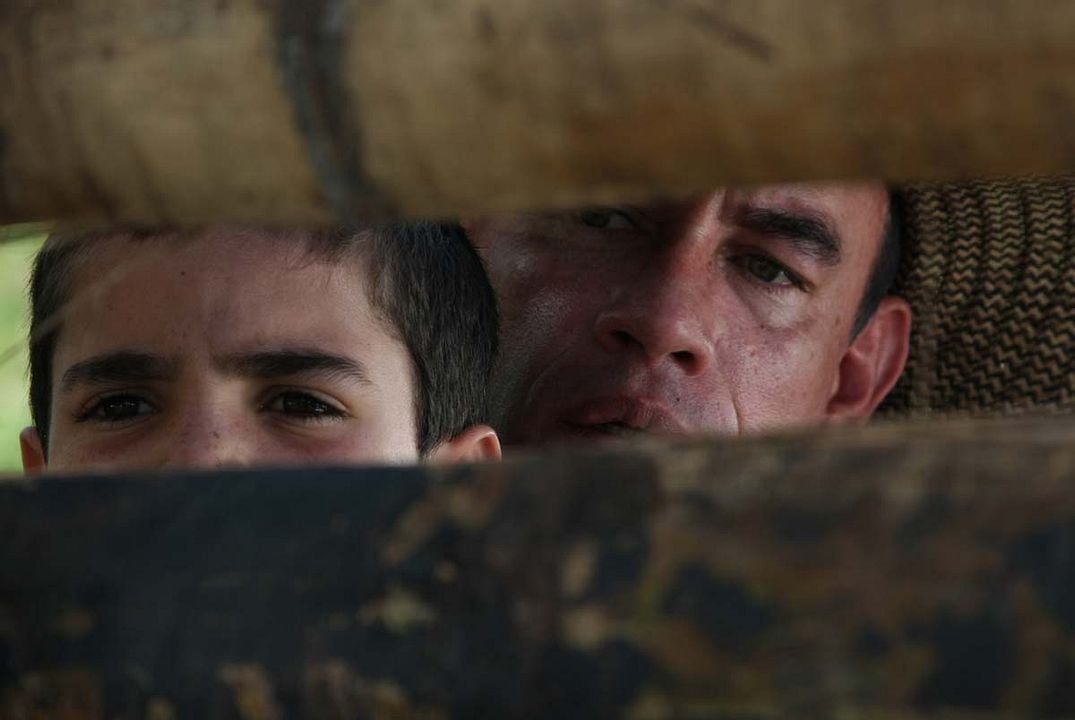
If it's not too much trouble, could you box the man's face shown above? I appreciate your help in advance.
[469,182,896,445]
[37,231,419,471]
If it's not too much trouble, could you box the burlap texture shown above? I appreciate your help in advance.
[881,177,1075,417]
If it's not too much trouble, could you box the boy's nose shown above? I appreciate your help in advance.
[159,409,257,470]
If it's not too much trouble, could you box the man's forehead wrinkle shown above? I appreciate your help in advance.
[60,351,178,393]
[725,184,821,206]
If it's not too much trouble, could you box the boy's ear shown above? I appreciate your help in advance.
[20,427,46,474]
[825,297,912,423]
[428,425,502,463]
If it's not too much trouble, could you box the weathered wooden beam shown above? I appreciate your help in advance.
[3,416,1075,718]
[2,1,1074,225]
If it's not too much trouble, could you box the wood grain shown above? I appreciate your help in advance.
[2,1,1074,224]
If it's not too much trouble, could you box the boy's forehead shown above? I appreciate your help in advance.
[69,229,361,295]
[56,232,385,361]
[74,229,342,275]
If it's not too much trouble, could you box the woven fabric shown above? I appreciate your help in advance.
[880,176,1075,417]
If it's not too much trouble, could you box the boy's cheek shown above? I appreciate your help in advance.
[257,424,366,462]
[45,427,151,472]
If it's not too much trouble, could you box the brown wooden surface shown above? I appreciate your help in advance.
[2,1,1075,224]
[3,415,1075,718]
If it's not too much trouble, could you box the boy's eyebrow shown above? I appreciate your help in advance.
[216,349,372,384]
[734,205,843,266]
[60,352,178,394]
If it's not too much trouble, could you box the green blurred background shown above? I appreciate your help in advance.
[0,233,44,474]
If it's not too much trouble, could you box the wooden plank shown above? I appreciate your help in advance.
[2,1,1075,224]
[2,416,1075,718]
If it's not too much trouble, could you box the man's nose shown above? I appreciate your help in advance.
[159,408,257,470]
[593,246,717,377]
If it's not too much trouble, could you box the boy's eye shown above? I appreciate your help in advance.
[736,254,803,289]
[578,208,635,231]
[263,391,346,420]
[79,395,156,423]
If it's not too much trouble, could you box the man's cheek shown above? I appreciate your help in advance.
[495,280,601,415]
[501,287,584,370]
[756,343,833,416]
[486,246,558,320]
[726,323,817,390]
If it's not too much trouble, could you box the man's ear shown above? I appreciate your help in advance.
[427,425,502,463]
[826,297,912,423]
[20,427,46,474]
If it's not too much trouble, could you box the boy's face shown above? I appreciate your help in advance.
[23,231,423,472]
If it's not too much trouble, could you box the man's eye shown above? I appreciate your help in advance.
[79,395,155,423]
[737,255,803,288]
[578,208,635,230]
[264,391,346,420]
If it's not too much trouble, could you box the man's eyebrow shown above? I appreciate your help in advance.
[217,349,371,384]
[60,352,178,394]
[734,206,843,266]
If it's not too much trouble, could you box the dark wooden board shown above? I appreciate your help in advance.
[3,416,1075,718]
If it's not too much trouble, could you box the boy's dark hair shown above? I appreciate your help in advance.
[28,223,498,457]
[851,188,904,337]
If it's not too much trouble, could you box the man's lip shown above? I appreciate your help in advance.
[556,396,686,437]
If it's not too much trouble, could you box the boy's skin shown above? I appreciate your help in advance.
[20,230,500,472]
